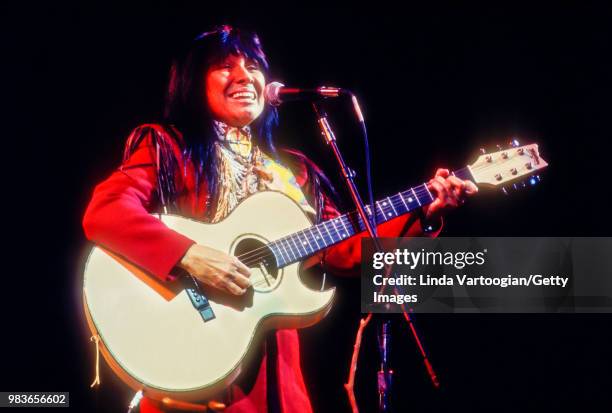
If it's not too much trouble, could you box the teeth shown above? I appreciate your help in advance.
[230,91,255,99]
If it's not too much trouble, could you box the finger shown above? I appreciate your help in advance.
[233,258,252,276]
[447,177,478,198]
[432,177,460,207]
[447,175,466,190]
[465,180,479,195]
[429,179,446,200]
[230,271,252,289]
[434,176,452,196]
[223,278,246,295]
[447,176,467,197]
[435,168,450,178]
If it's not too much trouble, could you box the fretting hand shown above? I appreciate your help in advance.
[424,168,479,222]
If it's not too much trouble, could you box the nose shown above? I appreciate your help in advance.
[232,62,254,84]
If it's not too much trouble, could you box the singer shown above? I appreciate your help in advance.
[82,25,476,412]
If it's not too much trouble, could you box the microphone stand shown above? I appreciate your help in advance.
[311,102,393,412]
[377,320,392,412]
[311,102,381,249]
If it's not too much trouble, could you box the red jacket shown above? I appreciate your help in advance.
[82,124,437,412]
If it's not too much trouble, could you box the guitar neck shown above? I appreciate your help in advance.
[269,167,474,268]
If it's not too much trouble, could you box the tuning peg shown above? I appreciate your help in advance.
[496,144,503,151]
[510,138,520,147]
[502,187,509,195]
[480,148,486,154]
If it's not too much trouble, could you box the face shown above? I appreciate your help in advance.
[205,53,266,127]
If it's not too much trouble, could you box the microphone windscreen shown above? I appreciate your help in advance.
[264,82,285,106]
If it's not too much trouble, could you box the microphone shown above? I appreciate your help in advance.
[264,82,345,106]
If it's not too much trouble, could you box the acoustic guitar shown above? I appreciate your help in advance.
[82,143,547,402]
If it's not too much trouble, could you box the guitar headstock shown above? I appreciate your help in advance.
[468,141,548,190]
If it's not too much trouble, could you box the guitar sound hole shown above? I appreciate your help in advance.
[233,237,280,292]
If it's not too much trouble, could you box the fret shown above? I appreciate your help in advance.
[300,230,315,253]
[338,217,350,239]
[309,227,322,249]
[272,244,288,266]
[423,183,434,202]
[315,225,328,247]
[387,196,397,217]
[322,221,334,244]
[336,215,355,240]
[289,235,305,258]
[376,201,386,220]
[330,218,342,241]
[278,238,295,261]
[364,204,376,226]
[399,192,409,210]
[295,233,308,255]
[282,238,297,261]
[411,187,421,206]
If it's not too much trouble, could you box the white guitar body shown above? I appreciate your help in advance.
[83,191,335,402]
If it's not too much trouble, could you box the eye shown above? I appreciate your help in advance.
[211,61,232,70]
[246,60,260,71]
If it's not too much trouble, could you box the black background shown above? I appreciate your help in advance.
[2,1,611,411]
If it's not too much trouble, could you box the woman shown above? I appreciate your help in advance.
[83,25,476,412]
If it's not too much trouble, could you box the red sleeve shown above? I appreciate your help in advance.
[82,125,195,281]
[284,148,442,275]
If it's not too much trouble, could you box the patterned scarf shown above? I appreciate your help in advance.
[208,121,315,223]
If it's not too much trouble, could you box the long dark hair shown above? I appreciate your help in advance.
[124,25,339,221]
[162,25,279,214]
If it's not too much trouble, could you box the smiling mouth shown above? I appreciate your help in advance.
[228,91,257,101]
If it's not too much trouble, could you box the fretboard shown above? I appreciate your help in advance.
[268,167,473,268]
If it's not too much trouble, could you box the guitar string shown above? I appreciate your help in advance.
[236,166,485,267]
[237,187,433,267]
[236,165,526,268]
[246,157,534,286]
[241,191,422,262]
[233,160,536,267]
[235,175,465,266]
